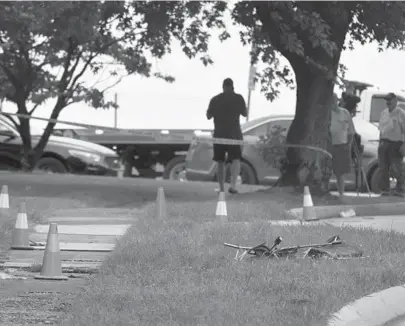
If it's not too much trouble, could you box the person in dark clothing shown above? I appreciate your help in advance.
[378,92,405,196]
[206,78,247,194]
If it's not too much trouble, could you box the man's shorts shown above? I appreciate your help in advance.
[213,144,242,162]
[331,144,352,175]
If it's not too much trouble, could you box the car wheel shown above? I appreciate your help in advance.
[225,161,257,185]
[163,156,187,181]
[370,167,397,193]
[36,157,67,174]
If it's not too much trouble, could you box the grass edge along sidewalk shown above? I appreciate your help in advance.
[60,199,405,326]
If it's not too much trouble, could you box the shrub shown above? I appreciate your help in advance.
[256,125,333,191]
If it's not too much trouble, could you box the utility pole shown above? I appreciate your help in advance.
[114,93,118,128]
[247,41,257,122]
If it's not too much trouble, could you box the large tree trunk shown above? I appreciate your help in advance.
[278,62,335,195]
[31,98,65,167]
[253,1,353,195]
[17,102,35,172]
[16,98,65,172]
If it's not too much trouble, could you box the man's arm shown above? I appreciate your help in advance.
[346,109,356,145]
[239,95,248,117]
[398,108,405,136]
[206,98,215,120]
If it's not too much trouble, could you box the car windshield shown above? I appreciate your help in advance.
[241,116,274,132]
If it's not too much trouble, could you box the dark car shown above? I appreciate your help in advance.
[185,114,387,193]
[0,115,122,176]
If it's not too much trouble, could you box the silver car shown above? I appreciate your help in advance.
[185,114,384,192]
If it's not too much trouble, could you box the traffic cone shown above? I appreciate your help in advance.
[11,202,32,250]
[215,192,227,222]
[0,185,9,209]
[155,187,167,219]
[302,186,317,221]
[34,223,68,281]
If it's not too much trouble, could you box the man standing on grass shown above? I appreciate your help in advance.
[330,93,356,199]
[206,78,247,194]
[378,92,405,196]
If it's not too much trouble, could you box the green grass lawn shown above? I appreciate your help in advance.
[60,198,405,326]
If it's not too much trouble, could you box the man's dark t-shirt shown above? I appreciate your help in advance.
[206,91,247,140]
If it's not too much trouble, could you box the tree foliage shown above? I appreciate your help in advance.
[0,1,228,169]
[231,1,405,100]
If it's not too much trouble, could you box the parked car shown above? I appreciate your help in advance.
[0,115,122,176]
[185,114,385,193]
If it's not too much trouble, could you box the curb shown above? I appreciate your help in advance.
[327,284,405,326]
[287,202,405,221]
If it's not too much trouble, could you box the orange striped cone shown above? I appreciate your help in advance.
[303,186,317,221]
[215,192,227,222]
[0,185,9,209]
[11,202,32,250]
[155,187,167,219]
[34,223,68,281]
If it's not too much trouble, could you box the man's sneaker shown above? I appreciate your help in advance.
[228,188,239,194]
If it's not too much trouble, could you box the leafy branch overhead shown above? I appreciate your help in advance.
[231,1,405,100]
[0,1,228,114]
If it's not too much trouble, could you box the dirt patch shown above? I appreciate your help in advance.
[0,275,89,326]
[0,292,75,325]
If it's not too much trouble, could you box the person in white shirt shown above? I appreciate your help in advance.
[378,92,405,196]
[329,94,356,198]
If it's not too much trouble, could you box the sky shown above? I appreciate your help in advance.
[3,13,405,131]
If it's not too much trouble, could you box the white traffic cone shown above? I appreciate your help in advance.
[303,186,317,221]
[11,202,32,250]
[155,187,167,220]
[34,223,68,281]
[0,185,9,209]
[215,192,227,222]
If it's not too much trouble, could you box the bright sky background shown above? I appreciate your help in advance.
[3,13,405,131]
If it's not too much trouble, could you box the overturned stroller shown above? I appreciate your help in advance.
[224,235,364,261]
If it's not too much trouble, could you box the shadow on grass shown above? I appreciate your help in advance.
[61,203,405,326]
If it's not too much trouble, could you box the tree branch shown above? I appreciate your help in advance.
[57,37,76,92]
[16,41,35,98]
[66,52,96,94]
[64,50,83,87]
[28,102,41,115]
[254,1,347,77]
[254,2,300,63]
[99,73,130,93]
[0,64,20,91]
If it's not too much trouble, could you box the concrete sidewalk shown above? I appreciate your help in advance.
[288,202,405,221]
[324,215,405,326]
[324,215,405,233]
